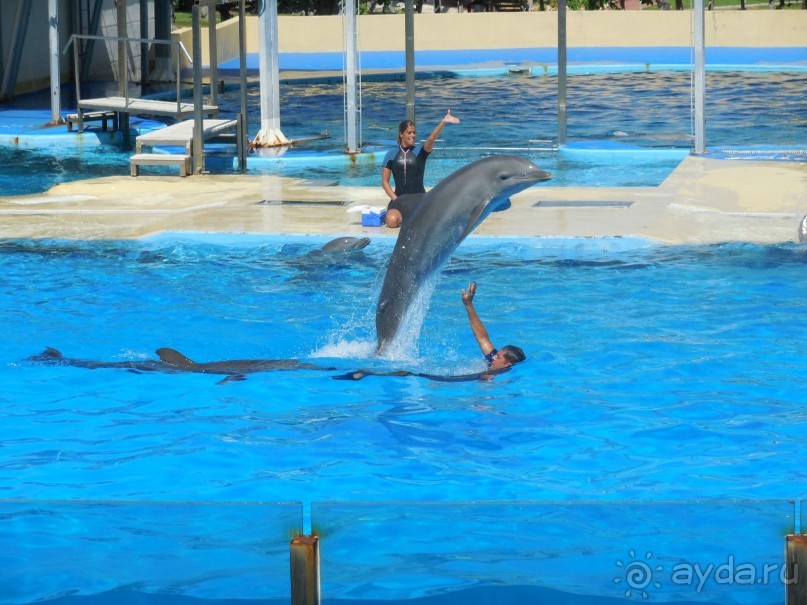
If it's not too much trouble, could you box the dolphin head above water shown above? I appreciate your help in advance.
[320,236,371,253]
[375,155,551,354]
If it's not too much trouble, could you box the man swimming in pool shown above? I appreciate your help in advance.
[382,110,460,228]
[332,281,524,382]
[462,281,526,371]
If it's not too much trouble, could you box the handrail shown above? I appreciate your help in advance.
[62,34,190,115]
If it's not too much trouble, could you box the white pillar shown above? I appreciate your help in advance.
[344,0,360,154]
[693,0,706,154]
[48,0,62,123]
[253,0,289,147]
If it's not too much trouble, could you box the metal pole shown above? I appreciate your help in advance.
[290,536,321,605]
[238,0,248,168]
[140,0,148,84]
[404,0,415,123]
[192,2,204,173]
[345,0,359,153]
[693,0,706,154]
[208,0,219,108]
[117,0,127,96]
[48,0,62,123]
[557,0,567,146]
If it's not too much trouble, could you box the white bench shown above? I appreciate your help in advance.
[66,111,118,132]
[130,153,192,177]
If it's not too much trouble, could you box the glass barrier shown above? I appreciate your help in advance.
[313,500,796,605]
[0,500,302,605]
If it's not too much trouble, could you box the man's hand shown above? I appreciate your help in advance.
[462,281,477,306]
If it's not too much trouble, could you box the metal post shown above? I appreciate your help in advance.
[238,0,248,168]
[48,0,62,123]
[344,0,359,153]
[139,0,149,84]
[290,535,321,605]
[557,0,567,146]
[117,0,127,97]
[191,2,204,173]
[786,534,806,605]
[693,0,706,154]
[404,0,415,123]
[208,0,219,108]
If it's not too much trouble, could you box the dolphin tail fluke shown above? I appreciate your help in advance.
[156,347,196,370]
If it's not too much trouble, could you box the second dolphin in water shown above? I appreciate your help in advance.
[375,155,551,354]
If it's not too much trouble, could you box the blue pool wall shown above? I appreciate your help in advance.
[216,46,807,73]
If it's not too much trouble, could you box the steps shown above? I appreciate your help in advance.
[130,153,191,177]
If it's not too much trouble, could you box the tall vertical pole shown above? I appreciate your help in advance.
[208,0,218,108]
[139,0,149,84]
[192,2,204,173]
[117,0,127,96]
[254,0,288,146]
[238,0,248,168]
[404,0,415,123]
[693,0,706,154]
[344,0,359,153]
[557,0,567,146]
[48,0,62,123]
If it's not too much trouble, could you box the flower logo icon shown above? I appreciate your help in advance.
[615,550,663,599]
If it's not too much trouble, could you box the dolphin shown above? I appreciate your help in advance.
[799,213,807,243]
[319,236,370,253]
[155,348,334,383]
[26,347,335,384]
[375,155,551,354]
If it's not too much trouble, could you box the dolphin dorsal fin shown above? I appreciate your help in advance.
[156,347,196,369]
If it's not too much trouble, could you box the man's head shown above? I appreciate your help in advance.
[385,208,403,228]
[489,345,526,370]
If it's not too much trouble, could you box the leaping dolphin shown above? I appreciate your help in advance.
[26,347,335,384]
[375,155,550,354]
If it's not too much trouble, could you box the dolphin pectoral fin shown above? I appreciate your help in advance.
[332,370,370,381]
[460,202,489,240]
[217,374,246,385]
[156,347,196,370]
[492,199,511,212]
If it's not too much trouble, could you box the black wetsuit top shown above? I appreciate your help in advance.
[387,193,424,219]
[384,144,430,196]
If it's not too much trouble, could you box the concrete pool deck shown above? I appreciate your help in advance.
[0,153,805,245]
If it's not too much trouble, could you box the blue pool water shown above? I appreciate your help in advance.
[3,234,806,504]
[2,234,806,603]
[1,69,805,195]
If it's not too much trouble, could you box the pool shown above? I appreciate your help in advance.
[1,69,804,196]
[2,234,806,603]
